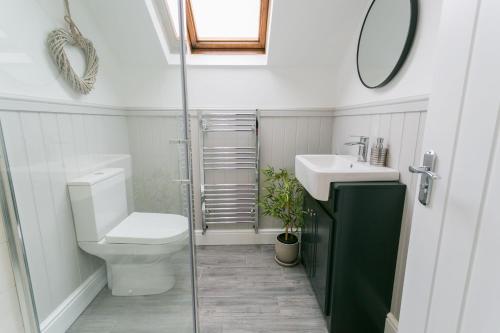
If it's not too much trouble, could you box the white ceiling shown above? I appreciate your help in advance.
[85,0,372,68]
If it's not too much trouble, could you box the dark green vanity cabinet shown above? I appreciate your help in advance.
[301,182,406,333]
[301,193,334,313]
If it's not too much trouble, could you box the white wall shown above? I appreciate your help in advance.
[119,66,336,109]
[0,0,124,105]
[332,0,443,106]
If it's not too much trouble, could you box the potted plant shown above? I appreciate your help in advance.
[260,166,304,266]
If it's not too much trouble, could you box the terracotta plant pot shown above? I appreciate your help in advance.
[274,233,299,266]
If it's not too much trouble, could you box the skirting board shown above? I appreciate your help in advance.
[195,228,283,245]
[40,266,107,333]
[384,313,399,333]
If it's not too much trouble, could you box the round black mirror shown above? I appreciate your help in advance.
[357,0,418,88]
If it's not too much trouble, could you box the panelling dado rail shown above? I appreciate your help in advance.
[0,94,427,332]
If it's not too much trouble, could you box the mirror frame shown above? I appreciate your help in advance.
[356,0,419,89]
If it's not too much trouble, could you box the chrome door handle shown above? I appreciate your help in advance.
[409,166,439,180]
[410,150,439,206]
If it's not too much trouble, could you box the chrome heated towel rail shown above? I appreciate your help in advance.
[199,111,260,234]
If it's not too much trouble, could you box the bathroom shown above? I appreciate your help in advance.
[1,0,499,332]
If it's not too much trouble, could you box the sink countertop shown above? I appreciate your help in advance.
[295,155,400,201]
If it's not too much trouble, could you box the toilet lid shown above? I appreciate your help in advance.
[105,212,189,245]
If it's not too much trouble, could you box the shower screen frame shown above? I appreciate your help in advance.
[0,122,40,333]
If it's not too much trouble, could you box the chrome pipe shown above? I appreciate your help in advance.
[204,188,257,192]
[202,128,255,132]
[204,202,256,205]
[204,122,256,127]
[204,161,256,165]
[205,212,255,216]
[203,112,257,116]
[204,183,256,187]
[203,156,256,161]
[203,146,256,150]
[205,221,256,224]
[203,151,256,155]
[204,193,256,197]
[204,197,255,201]
[204,117,256,121]
[205,217,255,221]
[205,167,255,170]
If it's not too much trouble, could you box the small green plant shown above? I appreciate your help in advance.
[260,166,304,242]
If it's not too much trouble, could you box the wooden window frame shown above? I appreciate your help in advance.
[185,0,270,54]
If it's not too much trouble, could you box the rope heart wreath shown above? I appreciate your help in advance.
[47,0,98,94]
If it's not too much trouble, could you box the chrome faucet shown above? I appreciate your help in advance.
[344,136,369,162]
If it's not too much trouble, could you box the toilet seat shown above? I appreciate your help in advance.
[105,212,189,245]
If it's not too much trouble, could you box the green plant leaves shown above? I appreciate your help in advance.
[259,166,304,234]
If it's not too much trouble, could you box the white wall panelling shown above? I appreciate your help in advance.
[0,229,24,333]
[0,93,427,330]
[0,104,132,322]
[0,99,339,329]
[127,115,185,215]
[40,267,106,333]
[189,111,334,230]
[330,97,428,320]
[120,109,334,231]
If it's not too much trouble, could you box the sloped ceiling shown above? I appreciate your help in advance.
[85,0,371,68]
[267,0,371,66]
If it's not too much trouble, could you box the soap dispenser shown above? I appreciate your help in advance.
[369,137,387,166]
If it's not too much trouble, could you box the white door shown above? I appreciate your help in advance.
[398,0,500,332]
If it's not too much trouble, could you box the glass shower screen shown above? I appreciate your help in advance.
[0,0,197,332]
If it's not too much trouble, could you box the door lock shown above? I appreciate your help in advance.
[409,150,439,206]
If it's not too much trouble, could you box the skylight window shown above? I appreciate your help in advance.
[186,0,269,54]
[190,0,260,40]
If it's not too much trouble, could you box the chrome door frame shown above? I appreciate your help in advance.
[177,0,200,331]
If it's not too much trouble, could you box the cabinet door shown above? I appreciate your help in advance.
[301,192,315,277]
[329,184,406,333]
[310,199,333,314]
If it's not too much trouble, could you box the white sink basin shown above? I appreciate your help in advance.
[295,155,399,201]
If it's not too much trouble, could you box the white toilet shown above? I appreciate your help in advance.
[68,168,189,296]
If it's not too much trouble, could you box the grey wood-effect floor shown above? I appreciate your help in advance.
[69,245,327,333]
[197,245,328,333]
[67,246,195,333]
